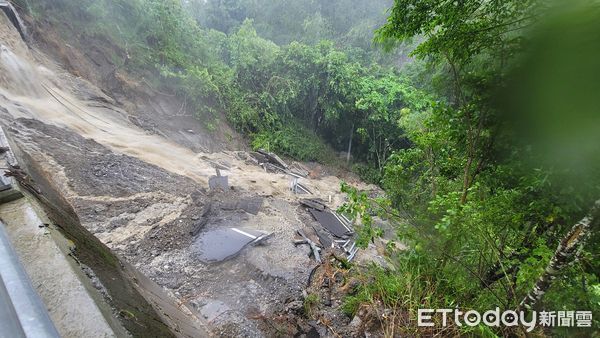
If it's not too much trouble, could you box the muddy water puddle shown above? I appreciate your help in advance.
[193,227,270,263]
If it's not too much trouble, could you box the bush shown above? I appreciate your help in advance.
[251,123,335,163]
[351,163,381,185]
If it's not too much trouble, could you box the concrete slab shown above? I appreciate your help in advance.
[308,208,351,238]
[300,199,326,211]
[193,227,270,263]
[208,175,228,191]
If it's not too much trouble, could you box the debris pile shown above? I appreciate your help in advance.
[189,190,270,263]
[241,148,360,264]
[297,198,358,263]
[199,147,360,269]
[249,149,309,179]
[245,149,315,194]
[294,229,322,263]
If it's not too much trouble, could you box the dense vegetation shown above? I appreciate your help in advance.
[15,0,599,335]
[342,1,600,335]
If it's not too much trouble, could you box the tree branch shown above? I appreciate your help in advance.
[519,200,600,311]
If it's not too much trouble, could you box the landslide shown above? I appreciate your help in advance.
[1,6,380,337]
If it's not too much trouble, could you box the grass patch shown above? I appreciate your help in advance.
[303,293,320,318]
[343,257,445,316]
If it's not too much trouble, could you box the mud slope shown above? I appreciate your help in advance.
[0,8,378,337]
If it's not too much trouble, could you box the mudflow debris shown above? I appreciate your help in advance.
[246,148,361,263]
[298,196,359,263]
[221,197,264,215]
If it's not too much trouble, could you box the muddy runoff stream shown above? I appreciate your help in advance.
[0,10,378,337]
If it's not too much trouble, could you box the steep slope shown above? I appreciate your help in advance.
[0,7,379,337]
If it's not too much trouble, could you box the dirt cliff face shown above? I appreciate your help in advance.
[25,11,244,155]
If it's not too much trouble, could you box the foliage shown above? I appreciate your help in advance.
[303,293,320,319]
[251,123,336,163]
[186,0,393,50]
[351,163,382,185]
[337,0,600,335]
[24,0,427,167]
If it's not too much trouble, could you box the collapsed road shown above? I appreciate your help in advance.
[0,6,387,337]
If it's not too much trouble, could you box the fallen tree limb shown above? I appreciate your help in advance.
[519,199,599,311]
[4,165,41,195]
[296,229,322,263]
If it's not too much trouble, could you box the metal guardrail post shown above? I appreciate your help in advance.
[0,221,60,338]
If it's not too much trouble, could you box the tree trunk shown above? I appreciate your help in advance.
[460,155,474,204]
[519,200,600,311]
[346,123,354,163]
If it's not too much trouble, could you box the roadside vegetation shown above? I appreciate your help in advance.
[14,0,600,335]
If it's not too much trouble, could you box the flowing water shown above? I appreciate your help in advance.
[0,42,321,197]
[0,43,220,184]
[0,45,43,97]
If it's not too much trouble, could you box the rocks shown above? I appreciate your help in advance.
[349,315,363,330]
[284,300,304,314]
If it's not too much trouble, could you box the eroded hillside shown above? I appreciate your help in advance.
[0,8,382,337]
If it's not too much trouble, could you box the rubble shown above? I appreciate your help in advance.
[297,195,359,263]
[299,199,326,211]
[220,197,264,215]
[260,162,286,173]
[248,151,268,164]
[294,229,322,263]
[257,149,289,170]
[202,148,360,275]
[290,178,312,194]
[311,224,333,249]
[249,150,311,182]
[289,162,309,178]
[309,208,352,238]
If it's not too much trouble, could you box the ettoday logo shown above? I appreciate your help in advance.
[418,308,593,332]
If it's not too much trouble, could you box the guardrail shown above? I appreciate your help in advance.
[0,220,60,338]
